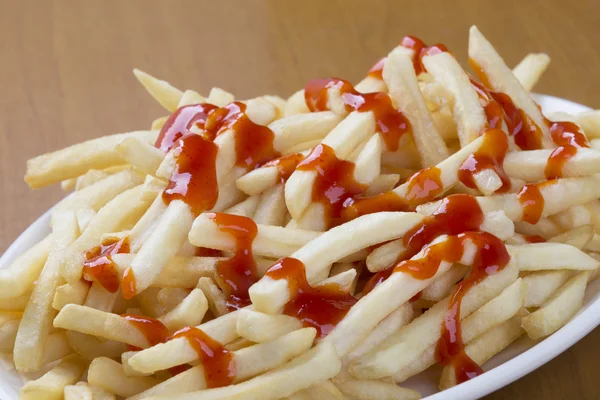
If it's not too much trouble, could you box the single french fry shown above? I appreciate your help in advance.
[225,195,261,218]
[420,174,600,223]
[506,243,599,271]
[158,288,208,331]
[383,47,449,166]
[252,184,287,226]
[364,174,400,196]
[548,224,593,249]
[66,331,126,361]
[83,282,118,312]
[40,331,72,367]
[514,218,562,239]
[52,280,90,311]
[14,210,79,373]
[0,318,19,352]
[189,213,320,259]
[550,205,592,231]
[345,302,414,362]
[177,89,206,107]
[56,169,145,213]
[62,184,151,283]
[197,277,228,317]
[88,357,161,398]
[127,309,242,373]
[522,271,588,339]
[20,354,87,400]
[157,288,190,312]
[25,130,156,188]
[116,137,165,176]
[0,235,52,298]
[249,212,426,315]
[133,69,183,111]
[575,111,600,138]
[111,254,218,288]
[143,342,341,400]
[207,87,235,107]
[512,53,550,91]
[468,26,552,147]
[126,200,195,297]
[504,148,600,182]
[0,290,31,311]
[236,308,303,343]
[54,304,153,348]
[422,51,486,146]
[284,89,310,116]
[422,264,469,301]
[523,270,572,308]
[439,311,526,389]
[75,169,111,191]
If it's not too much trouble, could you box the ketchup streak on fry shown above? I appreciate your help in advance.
[122,315,234,388]
[304,78,411,152]
[470,76,543,151]
[207,213,259,310]
[366,36,449,78]
[82,236,130,293]
[265,257,357,338]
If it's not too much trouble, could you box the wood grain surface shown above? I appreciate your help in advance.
[1,0,599,398]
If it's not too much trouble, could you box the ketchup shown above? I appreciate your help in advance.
[363,194,485,294]
[366,36,449,78]
[458,128,510,193]
[260,153,305,183]
[341,166,444,221]
[265,257,357,338]
[545,121,590,179]
[82,236,129,293]
[122,314,235,388]
[169,326,235,388]
[207,213,259,310]
[296,143,366,228]
[470,77,543,151]
[304,78,411,152]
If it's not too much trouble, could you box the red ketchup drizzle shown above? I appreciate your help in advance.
[169,326,235,388]
[430,232,510,383]
[259,153,305,183]
[162,134,219,217]
[470,76,543,151]
[366,36,449,78]
[341,166,444,222]
[304,78,411,152]
[207,213,259,310]
[155,103,218,152]
[458,128,510,193]
[122,314,170,348]
[516,182,548,224]
[545,121,590,179]
[524,235,546,243]
[363,194,484,294]
[265,257,357,338]
[296,143,367,228]
[82,236,130,293]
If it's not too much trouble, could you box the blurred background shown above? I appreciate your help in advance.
[1,1,599,398]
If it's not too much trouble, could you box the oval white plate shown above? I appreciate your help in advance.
[1,94,599,400]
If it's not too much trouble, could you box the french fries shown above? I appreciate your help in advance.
[4,25,599,400]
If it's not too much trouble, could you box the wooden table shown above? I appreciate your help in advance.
[1,0,598,398]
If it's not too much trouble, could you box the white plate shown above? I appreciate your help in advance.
[1,94,598,400]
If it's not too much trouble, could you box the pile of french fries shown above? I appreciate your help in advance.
[3,25,600,400]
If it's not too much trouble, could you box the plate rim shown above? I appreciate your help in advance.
[0,93,598,400]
